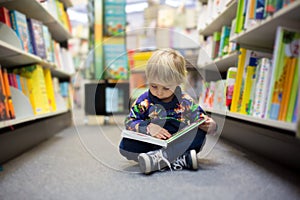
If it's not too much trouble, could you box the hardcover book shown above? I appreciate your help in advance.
[121,117,207,148]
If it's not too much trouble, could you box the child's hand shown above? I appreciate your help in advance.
[147,123,172,140]
[199,117,217,133]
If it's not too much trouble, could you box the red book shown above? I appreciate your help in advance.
[0,6,11,28]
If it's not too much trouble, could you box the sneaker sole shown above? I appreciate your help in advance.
[138,153,151,174]
[190,150,198,170]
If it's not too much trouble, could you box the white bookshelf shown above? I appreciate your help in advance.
[198,0,300,169]
[198,51,238,72]
[0,0,72,42]
[230,1,300,49]
[0,0,73,164]
[199,0,237,36]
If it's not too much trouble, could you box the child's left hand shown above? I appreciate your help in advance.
[199,117,217,133]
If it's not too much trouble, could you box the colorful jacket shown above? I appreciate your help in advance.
[125,86,206,135]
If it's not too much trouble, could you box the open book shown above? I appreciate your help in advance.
[121,118,207,148]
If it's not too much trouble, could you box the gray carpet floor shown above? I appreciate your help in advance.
[0,123,300,200]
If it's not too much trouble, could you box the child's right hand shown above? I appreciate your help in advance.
[147,123,172,140]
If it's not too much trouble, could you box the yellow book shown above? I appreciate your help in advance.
[240,65,256,115]
[20,65,50,115]
[279,58,296,121]
[43,68,57,112]
[230,48,247,113]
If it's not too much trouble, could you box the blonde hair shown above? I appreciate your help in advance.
[145,48,186,85]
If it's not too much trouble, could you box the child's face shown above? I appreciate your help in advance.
[149,83,177,102]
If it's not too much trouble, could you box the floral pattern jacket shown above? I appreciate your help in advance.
[125,87,206,135]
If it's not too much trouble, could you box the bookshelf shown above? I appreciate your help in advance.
[84,0,129,122]
[0,0,73,164]
[197,0,300,169]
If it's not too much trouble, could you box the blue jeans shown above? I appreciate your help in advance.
[119,129,206,162]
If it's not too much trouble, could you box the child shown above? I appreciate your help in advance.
[119,48,217,174]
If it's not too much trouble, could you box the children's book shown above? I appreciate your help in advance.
[9,10,32,53]
[266,26,300,120]
[121,117,207,148]
[27,18,47,59]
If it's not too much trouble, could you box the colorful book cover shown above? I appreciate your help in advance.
[278,58,296,121]
[19,65,50,115]
[43,68,56,112]
[286,58,299,122]
[225,67,237,111]
[252,58,273,118]
[266,27,300,120]
[231,48,247,112]
[255,0,265,20]
[9,10,33,53]
[218,25,230,57]
[0,67,10,120]
[264,0,277,17]
[42,25,54,62]
[240,64,256,115]
[104,1,126,36]
[2,68,15,119]
[103,44,128,80]
[0,6,11,28]
[27,18,47,59]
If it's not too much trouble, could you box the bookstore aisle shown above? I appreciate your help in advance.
[0,108,300,200]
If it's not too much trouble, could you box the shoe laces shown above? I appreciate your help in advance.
[172,155,187,170]
[149,149,172,171]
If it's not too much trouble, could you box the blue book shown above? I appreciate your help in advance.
[9,10,33,53]
[27,18,47,59]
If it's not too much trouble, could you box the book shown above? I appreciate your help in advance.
[19,65,50,115]
[266,27,300,120]
[2,68,15,119]
[43,68,56,112]
[27,18,47,59]
[121,117,207,148]
[252,58,273,118]
[240,59,257,115]
[0,6,11,28]
[225,67,237,111]
[0,66,10,121]
[9,10,33,53]
[278,57,296,121]
[230,48,248,112]
[285,54,299,122]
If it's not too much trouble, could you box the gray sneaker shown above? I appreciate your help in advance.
[138,149,171,174]
[171,149,198,171]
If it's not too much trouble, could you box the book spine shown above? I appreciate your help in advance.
[2,68,15,119]
[0,67,10,120]
[252,58,272,118]
[278,58,296,121]
[231,48,247,113]
[286,58,299,122]
[0,6,11,28]
[240,65,256,115]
